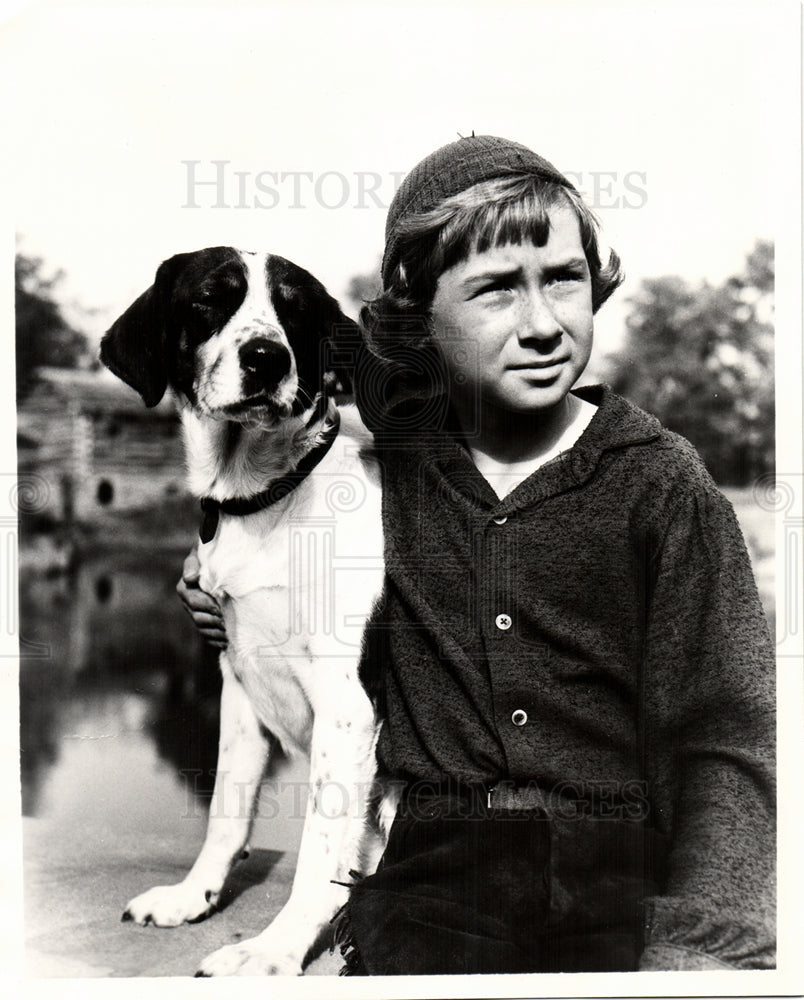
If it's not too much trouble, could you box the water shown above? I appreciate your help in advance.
[19,549,309,855]
[19,492,775,874]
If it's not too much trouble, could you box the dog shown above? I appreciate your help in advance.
[101,247,392,976]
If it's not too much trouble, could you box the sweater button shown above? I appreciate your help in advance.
[511,709,528,726]
[493,515,508,525]
[495,613,512,630]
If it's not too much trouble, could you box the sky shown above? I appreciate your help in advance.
[1,0,800,376]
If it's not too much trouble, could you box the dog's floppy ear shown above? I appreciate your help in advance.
[321,298,362,396]
[100,253,192,407]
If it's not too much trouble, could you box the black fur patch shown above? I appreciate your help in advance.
[166,248,249,403]
[101,247,248,407]
[266,255,358,411]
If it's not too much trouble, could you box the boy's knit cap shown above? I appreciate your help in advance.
[382,134,576,285]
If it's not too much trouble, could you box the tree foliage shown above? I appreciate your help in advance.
[608,241,774,485]
[15,252,91,400]
[344,259,382,316]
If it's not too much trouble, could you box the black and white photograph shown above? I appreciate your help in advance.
[2,1,802,997]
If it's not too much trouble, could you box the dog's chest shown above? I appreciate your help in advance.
[195,445,383,746]
[197,451,382,612]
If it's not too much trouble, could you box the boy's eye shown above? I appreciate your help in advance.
[547,267,587,285]
[472,280,512,298]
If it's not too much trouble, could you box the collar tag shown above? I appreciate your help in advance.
[199,499,220,544]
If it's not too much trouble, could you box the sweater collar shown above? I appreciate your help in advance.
[568,384,662,475]
[418,385,662,514]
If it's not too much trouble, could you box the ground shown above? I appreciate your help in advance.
[23,821,342,978]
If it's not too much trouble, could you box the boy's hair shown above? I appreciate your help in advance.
[360,173,624,376]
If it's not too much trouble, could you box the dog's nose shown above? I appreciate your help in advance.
[239,339,291,385]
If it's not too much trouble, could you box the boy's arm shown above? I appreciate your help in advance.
[639,475,775,971]
[177,547,228,648]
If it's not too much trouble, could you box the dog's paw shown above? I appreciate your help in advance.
[122,882,217,927]
[195,938,303,977]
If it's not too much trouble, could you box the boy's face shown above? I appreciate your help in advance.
[429,202,594,423]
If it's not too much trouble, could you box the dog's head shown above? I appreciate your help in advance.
[100,248,360,423]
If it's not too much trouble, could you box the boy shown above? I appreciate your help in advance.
[181,135,775,974]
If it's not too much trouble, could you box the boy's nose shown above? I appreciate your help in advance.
[518,291,562,343]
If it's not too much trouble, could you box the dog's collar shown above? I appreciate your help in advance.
[199,398,340,544]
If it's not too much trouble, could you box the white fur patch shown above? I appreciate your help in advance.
[192,251,298,416]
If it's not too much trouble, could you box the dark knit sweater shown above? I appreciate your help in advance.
[362,384,775,971]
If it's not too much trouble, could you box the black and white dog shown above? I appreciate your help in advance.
[101,247,391,976]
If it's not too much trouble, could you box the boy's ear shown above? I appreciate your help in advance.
[100,253,192,407]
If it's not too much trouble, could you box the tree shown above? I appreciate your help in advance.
[15,252,91,399]
[606,241,774,485]
[344,260,382,316]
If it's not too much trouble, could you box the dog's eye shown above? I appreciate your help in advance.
[192,290,219,309]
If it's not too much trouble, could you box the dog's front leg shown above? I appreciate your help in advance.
[195,691,379,976]
[123,660,270,927]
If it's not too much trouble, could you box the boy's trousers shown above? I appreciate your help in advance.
[337,784,668,975]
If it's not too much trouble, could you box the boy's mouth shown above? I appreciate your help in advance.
[508,357,570,370]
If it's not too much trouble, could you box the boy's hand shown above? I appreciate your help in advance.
[177,549,227,649]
